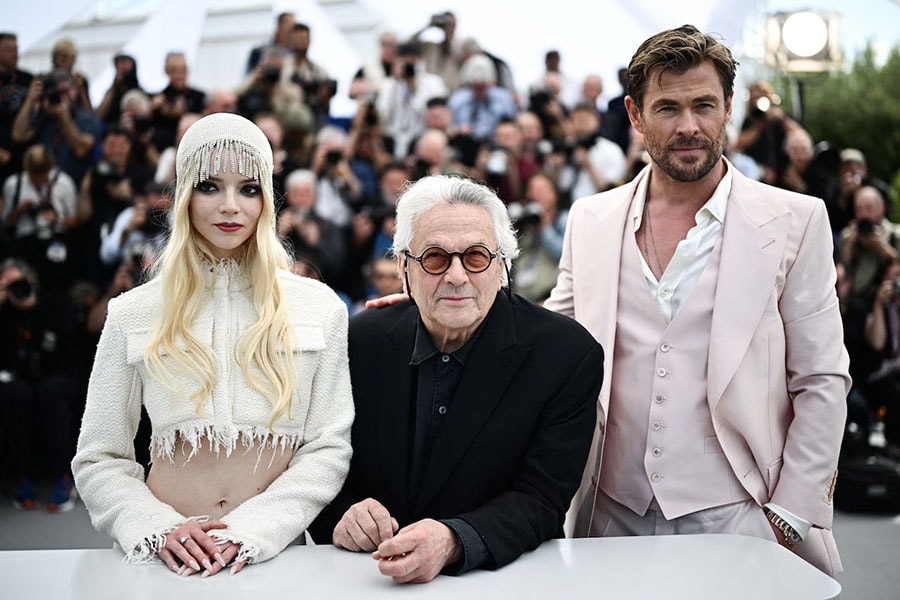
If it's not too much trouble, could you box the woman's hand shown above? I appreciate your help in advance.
[158,519,238,577]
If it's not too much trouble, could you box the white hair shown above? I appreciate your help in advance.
[285,168,316,190]
[315,125,348,146]
[392,175,518,283]
[120,88,151,113]
[460,54,496,85]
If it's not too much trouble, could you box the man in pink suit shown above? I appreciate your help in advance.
[545,25,850,575]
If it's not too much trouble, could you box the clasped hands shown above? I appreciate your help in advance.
[333,498,462,584]
[158,519,246,578]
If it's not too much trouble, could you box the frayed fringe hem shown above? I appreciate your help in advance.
[122,531,173,565]
[151,425,301,469]
[120,517,210,565]
[209,531,260,565]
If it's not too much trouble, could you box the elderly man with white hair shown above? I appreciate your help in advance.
[447,54,517,142]
[308,175,604,583]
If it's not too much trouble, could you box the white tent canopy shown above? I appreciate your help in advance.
[13,0,895,118]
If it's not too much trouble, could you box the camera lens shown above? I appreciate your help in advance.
[364,105,379,127]
[857,219,875,235]
[7,278,34,300]
[263,65,281,85]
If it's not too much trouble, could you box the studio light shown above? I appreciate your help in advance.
[782,12,829,57]
[765,10,842,72]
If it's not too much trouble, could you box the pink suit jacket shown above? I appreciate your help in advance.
[546,162,851,575]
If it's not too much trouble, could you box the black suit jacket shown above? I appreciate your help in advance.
[309,291,604,570]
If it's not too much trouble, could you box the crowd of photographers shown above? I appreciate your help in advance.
[0,11,898,509]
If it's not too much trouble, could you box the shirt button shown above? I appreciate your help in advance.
[652,421,662,431]
[660,343,671,352]
[441,355,450,363]
[651,472,662,482]
[657,367,667,377]
[655,395,664,404]
[438,405,447,415]
[652,448,662,457]
[660,288,671,298]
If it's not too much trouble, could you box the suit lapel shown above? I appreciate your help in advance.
[708,172,789,410]
[412,293,529,516]
[377,306,418,517]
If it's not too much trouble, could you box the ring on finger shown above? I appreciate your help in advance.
[180,536,189,544]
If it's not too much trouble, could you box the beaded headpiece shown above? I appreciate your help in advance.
[175,112,273,202]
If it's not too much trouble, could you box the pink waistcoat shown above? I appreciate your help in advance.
[598,218,750,519]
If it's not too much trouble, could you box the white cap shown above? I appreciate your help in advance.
[175,112,273,201]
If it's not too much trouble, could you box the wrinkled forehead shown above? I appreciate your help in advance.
[412,204,496,249]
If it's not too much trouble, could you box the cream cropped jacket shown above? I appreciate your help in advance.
[72,263,354,565]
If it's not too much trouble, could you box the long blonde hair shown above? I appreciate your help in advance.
[143,113,297,427]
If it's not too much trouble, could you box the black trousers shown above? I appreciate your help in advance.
[0,374,79,480]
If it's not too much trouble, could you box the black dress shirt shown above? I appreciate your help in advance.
[408,318,490,573]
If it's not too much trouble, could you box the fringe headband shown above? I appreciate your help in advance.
[175,112,274,201]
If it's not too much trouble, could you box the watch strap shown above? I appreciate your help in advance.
[764,507,802,546]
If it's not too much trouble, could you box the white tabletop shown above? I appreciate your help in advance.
[0,534,840,599]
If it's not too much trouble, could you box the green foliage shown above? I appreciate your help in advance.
[891,170,900,222]
[776,44,900,190]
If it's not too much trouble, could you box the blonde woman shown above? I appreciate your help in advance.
[72,113,354,577]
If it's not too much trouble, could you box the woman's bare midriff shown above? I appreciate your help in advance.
[146,433,293,520]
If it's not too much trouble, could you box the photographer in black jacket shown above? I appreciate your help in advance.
[0,257,80,512]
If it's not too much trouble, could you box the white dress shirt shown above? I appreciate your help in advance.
[631,161,731,322]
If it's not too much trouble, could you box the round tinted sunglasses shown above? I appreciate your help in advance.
[404,244,499,275]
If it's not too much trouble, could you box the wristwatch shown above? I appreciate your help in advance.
[764,507,802,547]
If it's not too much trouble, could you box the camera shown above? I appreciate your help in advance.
[94,159,122,183]
[751,93,781,118]
[325,149,343,166]
[575,132,599,151]
[262,64,281,85]
[528,89,553,113]
[535,137,581,163]
[132,114,152,135]
[857,219,876,236]
[359,203,395,223]
[238,88,273,118]
[508,202,543,228]
[363,101,379,127]
[297,77,338,98]
[535,138,568,165]
[290,208,313,222]
[24,200,53,218]
[432,12,451,27]
[6,278,34,301]
[41,74,62,105]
